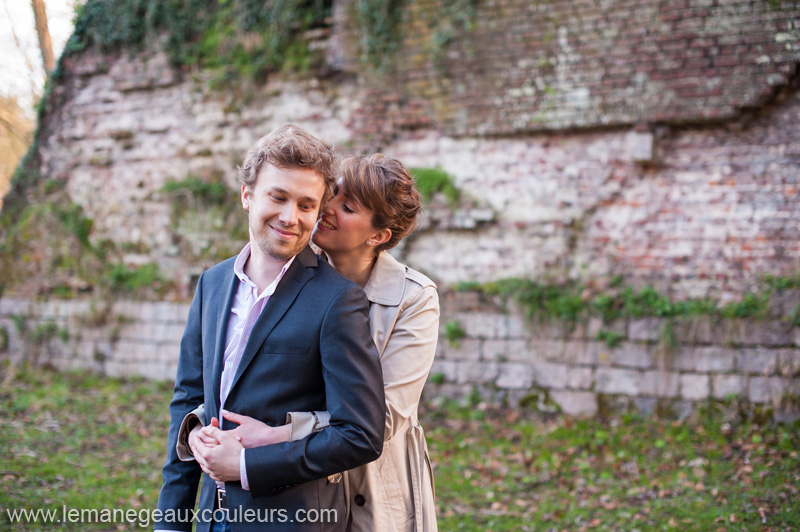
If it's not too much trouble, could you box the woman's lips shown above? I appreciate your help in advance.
[318,218,336,230]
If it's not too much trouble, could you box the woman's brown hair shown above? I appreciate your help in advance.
[340,154,422,253]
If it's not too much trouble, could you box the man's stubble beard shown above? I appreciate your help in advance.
[250,212,311,262]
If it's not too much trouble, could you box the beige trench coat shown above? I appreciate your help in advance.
[289,251,439,532]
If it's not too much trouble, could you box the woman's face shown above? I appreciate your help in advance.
[312,180,381,256]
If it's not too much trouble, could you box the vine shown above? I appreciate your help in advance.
[66,0,333,80]
[458,275,800,324]
[351,0,405,72]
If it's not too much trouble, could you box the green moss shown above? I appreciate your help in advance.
[596,329,624,348]
[162,172,249,263]
[463,276,800,324]
[0,198,109,296]
[162,174,230,206]
[720,292,770,319]
[105,262,170,296]
[477,278,587,322]
[29,321,59,343]
[0,326,8,352]
[11,314,26,335]
[425,0,480,65]
[444,319,467,347]
[409,166,461,204]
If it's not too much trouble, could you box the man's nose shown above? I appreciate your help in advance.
[279,202,299,226]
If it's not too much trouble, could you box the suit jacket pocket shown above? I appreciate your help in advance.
[265,345,309,356]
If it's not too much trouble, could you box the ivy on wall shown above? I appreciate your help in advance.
[459,276,800,326]
[66,0,333,79]
[0,187,172,300]
[349,0,481,74]
[161,173,249,264]
[351,0,405,71]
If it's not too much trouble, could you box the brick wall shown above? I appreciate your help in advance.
[388,87,800,300]
[381,0,800,135]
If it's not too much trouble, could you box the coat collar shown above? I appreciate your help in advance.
[363,251,406,307]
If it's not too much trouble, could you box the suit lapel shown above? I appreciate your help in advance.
[228,246,318,395]
[210,265,238,412]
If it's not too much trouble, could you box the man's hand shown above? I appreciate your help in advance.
[193,426,244,483]
[187,417,221,458]
[221,410,292,448]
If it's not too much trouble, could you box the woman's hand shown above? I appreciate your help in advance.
[221,409,292,448]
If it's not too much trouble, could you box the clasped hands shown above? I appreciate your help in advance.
[188,410,292,483]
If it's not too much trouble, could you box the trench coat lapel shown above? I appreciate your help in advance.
[228,246,318,395]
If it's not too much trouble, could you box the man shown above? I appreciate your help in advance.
[155,125,385,532]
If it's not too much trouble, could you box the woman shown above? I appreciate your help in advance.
[192,154,439,532]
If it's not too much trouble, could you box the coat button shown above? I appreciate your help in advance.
[354,494,366,506]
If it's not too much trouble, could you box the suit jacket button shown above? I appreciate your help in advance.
[354,494,366,506]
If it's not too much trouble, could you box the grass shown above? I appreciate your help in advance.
[0,363,173,531]
[428,402,800,531]
[1,364,798,531]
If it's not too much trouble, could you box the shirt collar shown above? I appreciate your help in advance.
[233,242,296,297]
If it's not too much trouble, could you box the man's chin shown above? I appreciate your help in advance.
[257,239,308,261]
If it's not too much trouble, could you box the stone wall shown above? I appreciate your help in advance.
[428,291,800,416]
[2,295,798,417]
[0,297,185,381]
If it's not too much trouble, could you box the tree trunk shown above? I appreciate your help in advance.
[30,0,55,73]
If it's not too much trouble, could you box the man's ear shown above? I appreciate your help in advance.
[241,184,250,210]
[367,228,392,247]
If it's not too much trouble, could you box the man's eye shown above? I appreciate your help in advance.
[270,194,285,202]
[343,204,354,214]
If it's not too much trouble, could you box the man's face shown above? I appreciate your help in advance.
[242,163,326,262]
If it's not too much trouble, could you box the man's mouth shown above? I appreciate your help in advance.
[318,218,336,230]
[271,226,298,239]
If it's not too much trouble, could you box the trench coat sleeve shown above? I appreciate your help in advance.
[175,404,206,461]
[286,411,331,440]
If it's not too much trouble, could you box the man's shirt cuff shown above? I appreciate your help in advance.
[240,448,250,491]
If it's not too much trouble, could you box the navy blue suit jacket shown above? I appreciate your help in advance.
[155,246,384,531]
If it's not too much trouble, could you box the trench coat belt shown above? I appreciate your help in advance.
[406,421,436,532]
